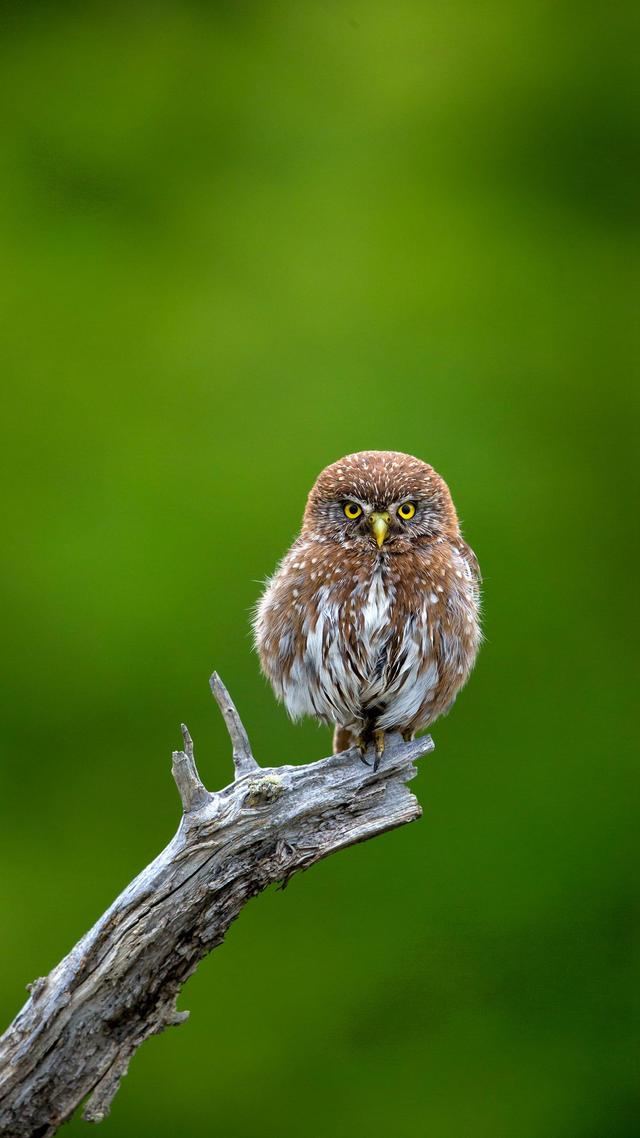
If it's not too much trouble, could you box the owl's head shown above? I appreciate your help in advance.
[302,450,460,552]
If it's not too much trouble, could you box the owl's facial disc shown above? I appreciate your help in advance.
[368,511,390,547]
[303,451,461,548]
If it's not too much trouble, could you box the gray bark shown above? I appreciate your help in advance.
[0,674,433,1137]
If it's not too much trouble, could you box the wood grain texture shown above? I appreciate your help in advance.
[0,674,432,1137]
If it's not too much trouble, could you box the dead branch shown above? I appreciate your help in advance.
[0,673,432,1137]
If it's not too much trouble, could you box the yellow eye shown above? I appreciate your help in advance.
[343,502,362,519]
[398,502,416,520]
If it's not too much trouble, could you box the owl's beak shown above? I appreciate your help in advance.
[369,511,390,548]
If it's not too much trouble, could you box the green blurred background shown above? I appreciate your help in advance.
[1,3,638,1135]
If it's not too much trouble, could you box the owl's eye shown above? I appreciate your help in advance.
[398,502,417,520]
[343,502,363,519]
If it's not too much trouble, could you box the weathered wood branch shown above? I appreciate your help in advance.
[0,674,433,1137]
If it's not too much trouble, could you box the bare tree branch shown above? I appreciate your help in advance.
[209,671,259,777]
[0,674,433,1137]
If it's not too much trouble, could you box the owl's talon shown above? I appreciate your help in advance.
[402,729,414,743]
[373,729,385,771]
[354,735,371,767]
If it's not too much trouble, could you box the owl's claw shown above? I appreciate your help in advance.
[354,735,371,767]
[373,729,385,772]
[351,731,385,769]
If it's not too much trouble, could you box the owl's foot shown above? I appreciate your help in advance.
[402,729,414,743]
[373,729,385,771]
[355,734,371,767]
[345,729,385,769]
[334,726,373,767]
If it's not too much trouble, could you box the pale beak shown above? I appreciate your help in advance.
[369,511,390,548]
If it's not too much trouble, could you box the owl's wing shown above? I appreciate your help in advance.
[455,539,480,614]
[457,538,482,589]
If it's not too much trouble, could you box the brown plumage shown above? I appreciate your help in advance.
[254,451,481,766]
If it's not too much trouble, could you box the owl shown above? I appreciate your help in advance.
[253,451,481,768]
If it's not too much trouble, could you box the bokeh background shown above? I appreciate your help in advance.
[1,3,638,1136]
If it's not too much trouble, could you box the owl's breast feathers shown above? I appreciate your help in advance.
[254,535,481,735]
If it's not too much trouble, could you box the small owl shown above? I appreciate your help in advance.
[254,451,481,767]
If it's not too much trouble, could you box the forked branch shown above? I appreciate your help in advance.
[0,674,432,1137]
